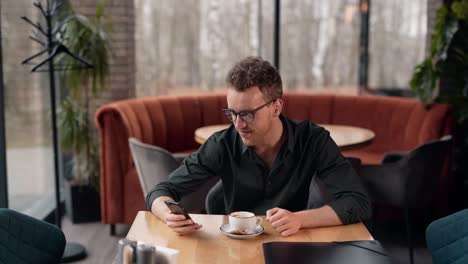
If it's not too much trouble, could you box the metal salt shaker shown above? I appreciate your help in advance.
[135,243,157,264]
[115,238,137,264]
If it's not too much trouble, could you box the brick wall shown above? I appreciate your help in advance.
[70,0,136,120]
[1,0,50,146]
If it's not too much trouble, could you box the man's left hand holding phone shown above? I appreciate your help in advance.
[151,196,202,235]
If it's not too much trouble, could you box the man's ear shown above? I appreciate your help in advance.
[274,99,283,116]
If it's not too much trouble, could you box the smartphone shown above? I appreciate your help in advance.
[164,200,192,220]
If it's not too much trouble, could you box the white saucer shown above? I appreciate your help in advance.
[219,223,264,239]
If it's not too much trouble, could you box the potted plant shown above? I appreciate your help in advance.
[57,0,111,223]
[410,0,468,210]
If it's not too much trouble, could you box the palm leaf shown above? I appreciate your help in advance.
[55,1,111,184]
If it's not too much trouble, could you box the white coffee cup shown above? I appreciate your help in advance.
[228,211,263,232]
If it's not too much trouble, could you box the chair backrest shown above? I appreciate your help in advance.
[426,208,468,264]
[129,137,181,196]
[0,209,66,264]
[361,135,453,208]
[403,135,452,208]
[205,180,225,214]
[129,137,219,213]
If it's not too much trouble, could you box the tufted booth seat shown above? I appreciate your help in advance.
[95,93,454,225]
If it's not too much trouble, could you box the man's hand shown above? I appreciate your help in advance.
[266,207,303,237]
[163,212,202,235]
[267,206,343,234]
[151,196,202,235]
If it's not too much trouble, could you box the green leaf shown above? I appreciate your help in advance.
[452,0,468,21]
[409,59,438,105]
[432,8,459,62]
[55,1,111,183]
[58,99,89,152]
[431,5,449,56]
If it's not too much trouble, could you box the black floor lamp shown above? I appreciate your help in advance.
[21,0,92,262]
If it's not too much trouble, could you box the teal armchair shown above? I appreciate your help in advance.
[426,209,468,264]
[0,208,66,264]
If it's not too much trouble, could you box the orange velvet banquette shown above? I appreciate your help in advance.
[95,93,454,225]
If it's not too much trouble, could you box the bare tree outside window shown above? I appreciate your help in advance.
[135,0,261,96]
[277,0,361,93]
[135,0,427,97]
[369,0,427,90]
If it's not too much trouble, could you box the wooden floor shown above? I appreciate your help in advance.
[62,217,130,264]
[61,216,432,264]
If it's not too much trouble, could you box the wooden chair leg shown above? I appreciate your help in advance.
[110,224,116,236]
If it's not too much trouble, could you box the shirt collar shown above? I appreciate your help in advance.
[240,113,294,155]
[241,138,250,155]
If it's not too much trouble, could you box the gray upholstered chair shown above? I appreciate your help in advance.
[129,137,180,197]
[205,180,225,214]
[0,208,66,264]
[129,138,218,213]
[360,135,453,264]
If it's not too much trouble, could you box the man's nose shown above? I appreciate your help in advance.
[234,115,246,128]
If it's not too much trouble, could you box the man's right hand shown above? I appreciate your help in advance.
[163,212,202,235]
[151,196,203,235]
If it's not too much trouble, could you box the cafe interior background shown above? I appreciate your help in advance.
[1,0,467,263]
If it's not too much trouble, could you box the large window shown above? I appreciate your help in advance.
[135,0,262,96]
[135,0,427,97]
[278,0,361,93]
[368,0,427,90]
[1,1,54,218]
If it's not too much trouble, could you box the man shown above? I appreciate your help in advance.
[146,56,371,236]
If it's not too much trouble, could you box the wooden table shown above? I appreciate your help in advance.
[195,124,375,150]
[127,211,374,264]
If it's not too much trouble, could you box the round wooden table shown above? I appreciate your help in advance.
[194,124,375,149]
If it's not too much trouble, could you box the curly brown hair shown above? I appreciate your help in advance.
[226,56,283,100]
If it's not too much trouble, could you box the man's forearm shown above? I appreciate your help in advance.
[150,196,174,222]
[295,205,343,228]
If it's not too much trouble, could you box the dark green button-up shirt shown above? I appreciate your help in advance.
[146,115,371,224]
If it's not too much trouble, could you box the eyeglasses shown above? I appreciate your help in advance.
[222,100,275,123]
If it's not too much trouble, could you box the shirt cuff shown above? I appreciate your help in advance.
[327,199,358,225]
[145,189,177,211]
